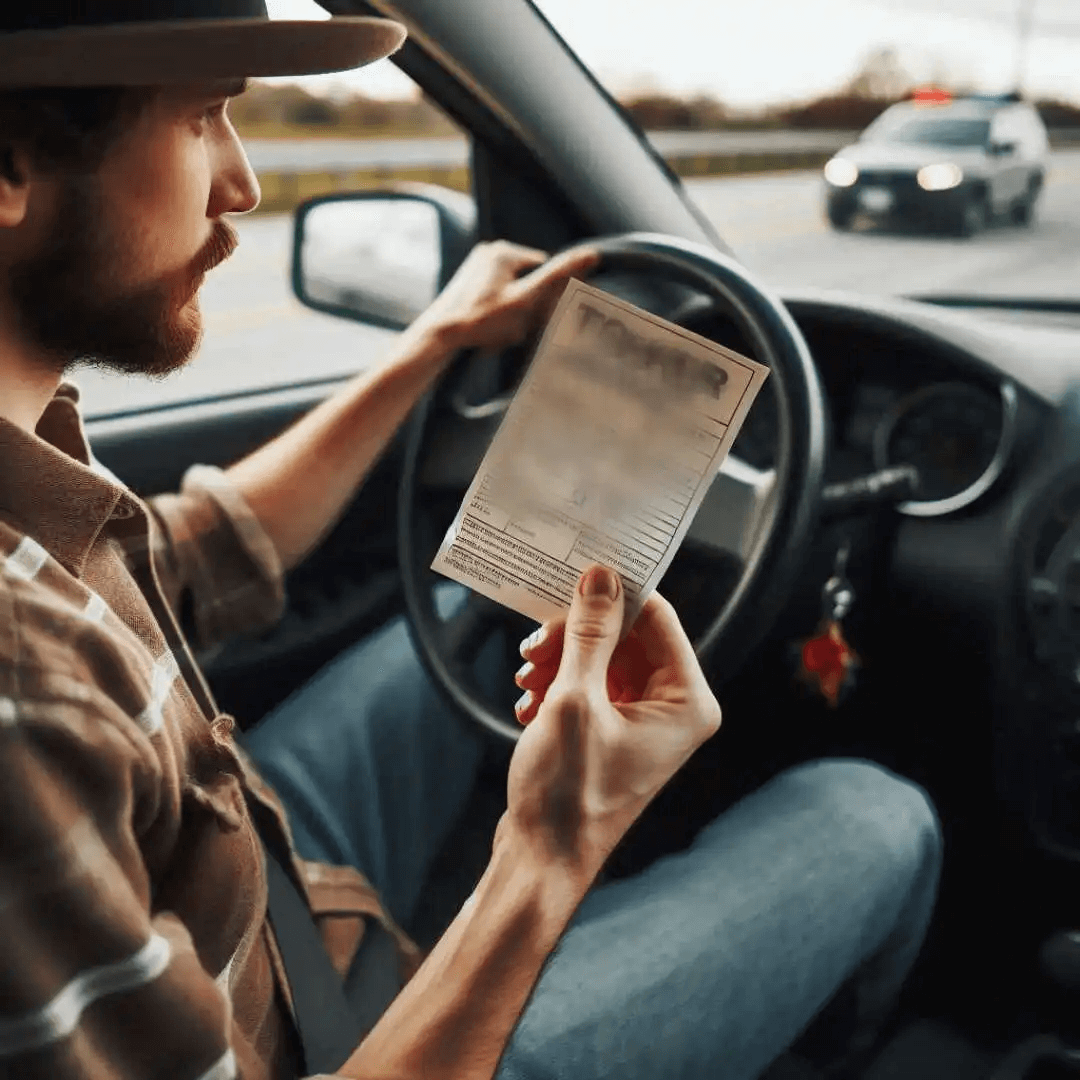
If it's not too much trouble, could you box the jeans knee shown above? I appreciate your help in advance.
[786,758,943,887]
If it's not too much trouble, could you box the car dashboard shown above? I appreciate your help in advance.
[681,295,1024,507]
[676,287,1080,871]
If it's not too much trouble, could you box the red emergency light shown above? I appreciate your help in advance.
[910,87,952,105]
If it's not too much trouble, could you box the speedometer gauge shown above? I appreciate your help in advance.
[873,381,1017,516]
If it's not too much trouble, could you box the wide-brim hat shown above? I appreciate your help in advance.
[0,1,408,87]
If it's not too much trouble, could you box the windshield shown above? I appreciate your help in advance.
[68,0,1080,420]
[534,0,1080,306]
[864,118,991,147]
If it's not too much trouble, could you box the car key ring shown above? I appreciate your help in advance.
[822,540,855,622]
[797,540,860,708]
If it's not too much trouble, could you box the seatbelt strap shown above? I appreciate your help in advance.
[261,838,400,1075]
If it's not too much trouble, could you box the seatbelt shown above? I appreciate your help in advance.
[260,838,401,1075]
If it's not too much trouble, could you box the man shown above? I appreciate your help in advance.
[0,4,943,1080]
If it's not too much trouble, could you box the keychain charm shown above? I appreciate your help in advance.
[798,542,860,707]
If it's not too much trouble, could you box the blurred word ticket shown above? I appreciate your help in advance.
[432,279,770,625]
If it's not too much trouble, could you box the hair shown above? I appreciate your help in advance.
[0,86,156,182]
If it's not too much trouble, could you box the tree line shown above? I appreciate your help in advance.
[230,46,1080,139]
[621,93,1080,131]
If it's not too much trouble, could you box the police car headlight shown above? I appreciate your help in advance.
[824,158,859,187]
[917,163,963,191]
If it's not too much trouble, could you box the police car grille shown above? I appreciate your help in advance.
[859,170,918,189]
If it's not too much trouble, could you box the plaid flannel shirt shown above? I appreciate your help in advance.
[0,383,420,1080]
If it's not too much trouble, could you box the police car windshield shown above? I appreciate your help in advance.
[867,118,991,148]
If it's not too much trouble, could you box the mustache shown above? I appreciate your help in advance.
[193,219,239,278]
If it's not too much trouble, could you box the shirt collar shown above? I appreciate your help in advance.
[0,381,141,576]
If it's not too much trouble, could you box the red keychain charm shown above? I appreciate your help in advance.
[797,542,860,707]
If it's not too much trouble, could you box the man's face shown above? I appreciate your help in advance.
[8,80,259,378]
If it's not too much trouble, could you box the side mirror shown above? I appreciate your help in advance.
[291,184,476,331]
[989,140,1018,157]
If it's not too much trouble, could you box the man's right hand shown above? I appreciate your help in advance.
[340,566,720,1080]
[503,564,722,886]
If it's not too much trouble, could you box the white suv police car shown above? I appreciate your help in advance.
[823,91,1048,237]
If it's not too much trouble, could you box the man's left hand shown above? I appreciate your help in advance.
[411,239,600,355]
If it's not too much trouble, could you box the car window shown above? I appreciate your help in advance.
[864,118,991,147]
[76,7,467,421]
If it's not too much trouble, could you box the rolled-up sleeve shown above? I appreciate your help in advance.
[146,465,286,654]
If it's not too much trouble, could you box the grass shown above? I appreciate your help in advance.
[236,121,461,141]
[254,165,472,215]
[250,152,831,216]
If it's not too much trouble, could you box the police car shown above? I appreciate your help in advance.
[823,90,1049,237]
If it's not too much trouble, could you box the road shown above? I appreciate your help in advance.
[76,151,1080,419]
[694,150,1080,297]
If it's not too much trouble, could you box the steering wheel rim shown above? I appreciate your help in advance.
[399,232,827,742]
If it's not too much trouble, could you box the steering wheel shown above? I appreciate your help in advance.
[399,232,827,742]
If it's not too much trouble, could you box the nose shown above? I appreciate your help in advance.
[208,126,261,217]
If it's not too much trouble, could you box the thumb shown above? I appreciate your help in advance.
[556,565,625,691]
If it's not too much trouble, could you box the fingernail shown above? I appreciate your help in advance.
[515,690,533,713]
[580,565,619,600]
[515,661,534,685]
[519,627,546,657]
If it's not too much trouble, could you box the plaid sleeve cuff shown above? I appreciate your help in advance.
[148,465,286,651]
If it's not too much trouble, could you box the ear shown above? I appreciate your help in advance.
[0,145,31,229]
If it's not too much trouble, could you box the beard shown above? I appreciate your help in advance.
[9,175,238,379]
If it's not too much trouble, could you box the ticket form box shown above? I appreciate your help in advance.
[431,279,770,627]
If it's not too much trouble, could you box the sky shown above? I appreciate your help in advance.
[265,0,1080,108]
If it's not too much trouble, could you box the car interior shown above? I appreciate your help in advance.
[79,1,1080,1076]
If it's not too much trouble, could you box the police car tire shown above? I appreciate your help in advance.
[827,205,853,231]
[956,195,987,238]
[1010,197,1035,226]
[1011,179,1040,226]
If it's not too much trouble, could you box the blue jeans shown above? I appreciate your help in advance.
[243,602,942,1080]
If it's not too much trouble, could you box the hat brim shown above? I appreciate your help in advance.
[0,17,407,87]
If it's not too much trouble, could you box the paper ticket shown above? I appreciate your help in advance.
[431,279,770,626]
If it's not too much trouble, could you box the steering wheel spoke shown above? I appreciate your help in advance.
[686,452,778,562]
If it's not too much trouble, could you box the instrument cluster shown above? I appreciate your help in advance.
[845,378,1016,516]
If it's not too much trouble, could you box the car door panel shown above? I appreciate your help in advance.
[88,380,342,496]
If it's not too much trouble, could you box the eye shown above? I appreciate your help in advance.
[200,100,228,124]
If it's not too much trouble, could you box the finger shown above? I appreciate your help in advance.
[514,687,546,725]
[530,251,602,327]
[538,244,601,280]
[524,627,635,699]
[511,246,600,300]
[554,564,625,691]
[515,658,559,692]
[491,240,549,273]
[519,620,566,663]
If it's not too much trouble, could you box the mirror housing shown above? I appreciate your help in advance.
[989,140,1018,157]
[291,184,476,331]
